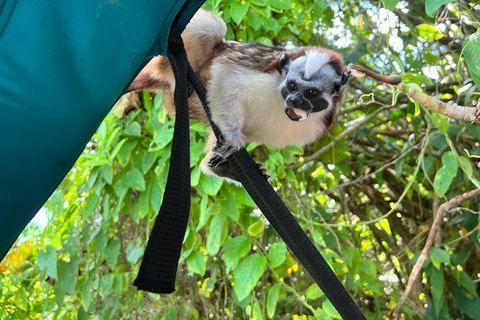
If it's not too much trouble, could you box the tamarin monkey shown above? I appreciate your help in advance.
[125,9,353,180]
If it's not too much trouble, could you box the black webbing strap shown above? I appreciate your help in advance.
[228,150,367,320]
[135,27,367,320]
[134,29,191,293]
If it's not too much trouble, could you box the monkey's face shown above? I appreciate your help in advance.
[278,51,348,121]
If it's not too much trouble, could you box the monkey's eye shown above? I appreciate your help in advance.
[288,81,297,90]
[305,89,318,96]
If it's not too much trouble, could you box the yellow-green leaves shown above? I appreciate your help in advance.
[415,24,445,41]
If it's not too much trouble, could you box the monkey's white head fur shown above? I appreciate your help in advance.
[304,52,331,80]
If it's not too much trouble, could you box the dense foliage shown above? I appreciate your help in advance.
[1,0,480,319]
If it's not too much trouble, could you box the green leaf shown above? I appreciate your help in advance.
[234,254,267,301]
[57,256,80,295]
[191,165,201,187]
[441,152,458,177]
[150,177,163,212]
[323,300,341,318]
[124,121,141,136]
[138,187,150,219]
[186,251,206,276]
[451,285,480,320]
[198,202,221,231]
[433,167,453,197]
[266,283,281,318]
[141,152,157,174]
[463,31,480,89]
[126,239,144,264]
[306,284,324,300]
[425,0,455,17]
[117,140,137,167]
[268,0,291,10]
[251,3,272,18]
[110,138,126,160]
[113,274,124,297]
[269,151,284,165]
[430,247,450,265]
[122,168,146,191]
[14,289,28,311]
[415,24,444,41]
[256,37,273,46]
[230,185,257,207]
[250,0,267,5]
[149,128,174,151]
[82,276,93,311]
[267,242,287,268]
[220,193,240,221]
[207,212,227,256]
[38,245,58,280]
[202,175,223,196]
[222,236,252,273]
[100,273,114,298]
[82,192,100,221]
[380,0,399,10]
[105,237,121,268]
[431,113,449,132]
[101,165,114,184]
[252,300,263,320]
[81,152,111,167]
[230,2,250,24]
[430,267,444,310]
[458,270,478,297]
[247,221,264,237]
[314,308,330,320]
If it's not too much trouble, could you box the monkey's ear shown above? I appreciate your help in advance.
[278,54,291,71]
[334,71,349,92]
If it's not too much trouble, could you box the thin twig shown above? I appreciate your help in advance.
[295,105,391,168]
[393,189,480,319]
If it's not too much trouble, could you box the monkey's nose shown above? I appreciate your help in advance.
[286,96,304,109]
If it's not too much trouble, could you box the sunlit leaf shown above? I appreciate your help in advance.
[306,284,324,300]
[222,236,252,273]
[247,220,264,237]
[266,283,281,318]
[267,242,287,268]
[206,212,227,256]
[233,254,266,301]
[230,2,250,24]
[186,251,206,276]
[268,0,291,10]
[415,24,444,40]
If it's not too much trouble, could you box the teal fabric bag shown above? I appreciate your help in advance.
[0,0,204,259]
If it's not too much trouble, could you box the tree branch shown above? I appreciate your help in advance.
[393,189,480,319]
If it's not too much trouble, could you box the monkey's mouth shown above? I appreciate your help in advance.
[285,107,308,121]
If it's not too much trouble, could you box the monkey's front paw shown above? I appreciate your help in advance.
[207,153,227,168]
[211,143,238,161]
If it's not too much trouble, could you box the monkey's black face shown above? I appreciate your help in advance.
[280,79,334,122]
[278,52,348,122]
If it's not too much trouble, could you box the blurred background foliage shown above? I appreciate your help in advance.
[1,0,480,319]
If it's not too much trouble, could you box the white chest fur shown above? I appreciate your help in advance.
[207,65,331,149]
